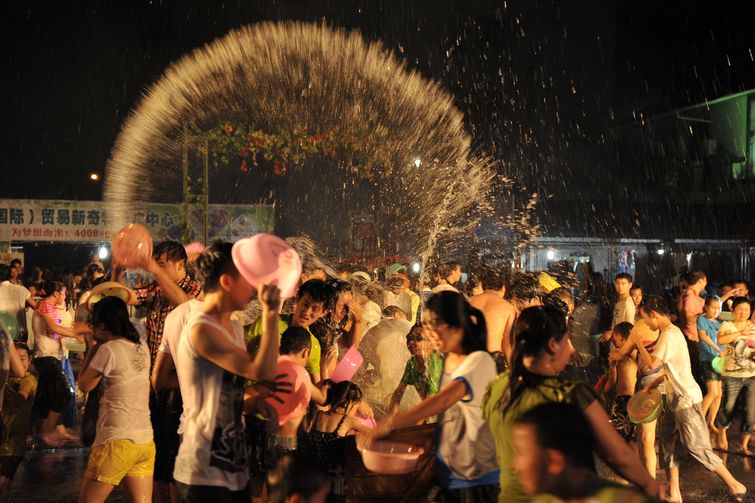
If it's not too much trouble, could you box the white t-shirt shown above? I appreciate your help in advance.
[431,284,459,294]
[0,281,30,336]
[612,297,636,328]
[173,312,249,490]
[719,321,755,379]
[89,335,153,446]
[437,351,499,481]
[158,299,203,357]
[653,324,702,410]
[355,318,412,411]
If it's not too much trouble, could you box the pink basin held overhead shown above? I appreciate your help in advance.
[231,233,302,298]
[112,223,153,269]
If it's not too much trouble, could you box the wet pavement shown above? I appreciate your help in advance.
[10,443,754,502]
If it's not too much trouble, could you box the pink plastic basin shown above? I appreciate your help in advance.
[359,441,424,475]
[112,224,153,269]
[231,233,302,298]
[330,345,363,383]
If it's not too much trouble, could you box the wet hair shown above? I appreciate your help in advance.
[640,295,671,317]
[479,267,506,291]
[437,260,460,280]
[152,240,188,264]
[382,305,406,319]
[327,278,352,296]
[613,321,633,339]
[89,296,141,344]
[14,341,31,358]
[543,288,573,314]
[85,263,106,290]
[508,271,541,303]
[614,273,632,283]
[324,380,363,411]
[194,241,236,292]
[516,403,596,470]
[280,326,312,355]
[425,291,486,354]
[733,280,749,290]
[86,262,105,277]
[296,279,335,310]
[266,453,329,503]
[704,295,721,308]
[44,280,66,295]
[730,296,752,311]
[499,305,568,411]
[406,325,425,345]
[687,271,706,286]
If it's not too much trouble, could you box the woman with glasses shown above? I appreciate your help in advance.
[371,291,500,502]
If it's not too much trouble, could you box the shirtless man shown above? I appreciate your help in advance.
[469,268,516,372]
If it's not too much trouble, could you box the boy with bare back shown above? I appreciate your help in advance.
[604,322,638,442]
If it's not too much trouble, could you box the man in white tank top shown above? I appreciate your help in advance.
[172,242,281,502]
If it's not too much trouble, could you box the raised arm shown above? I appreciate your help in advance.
[343,300,364,348]
[255,285,283,381]
[143,258,190,307]
[192,285,281,382]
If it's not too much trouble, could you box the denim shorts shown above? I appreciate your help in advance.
[701,361,721,382]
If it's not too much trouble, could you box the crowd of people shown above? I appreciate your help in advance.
[0,245,753,502]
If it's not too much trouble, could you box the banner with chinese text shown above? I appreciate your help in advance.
[0,200,274,243]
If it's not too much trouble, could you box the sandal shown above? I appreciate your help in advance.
[730,491,748,503]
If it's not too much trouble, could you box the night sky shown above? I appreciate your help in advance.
[3,0,755,212]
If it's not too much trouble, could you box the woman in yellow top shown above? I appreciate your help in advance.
[482,305,659,503]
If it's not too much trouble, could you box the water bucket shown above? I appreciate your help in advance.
[359,440,424,475]
[627,388,663,424]
[711,356,725,375]
[232,233,302,298]
[331,345,363,382]
[112,224,153,269]
[0,312,19,341]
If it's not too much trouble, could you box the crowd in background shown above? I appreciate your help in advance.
[0,244,752,502]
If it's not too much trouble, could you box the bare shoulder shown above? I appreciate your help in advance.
[468,293,487,309]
